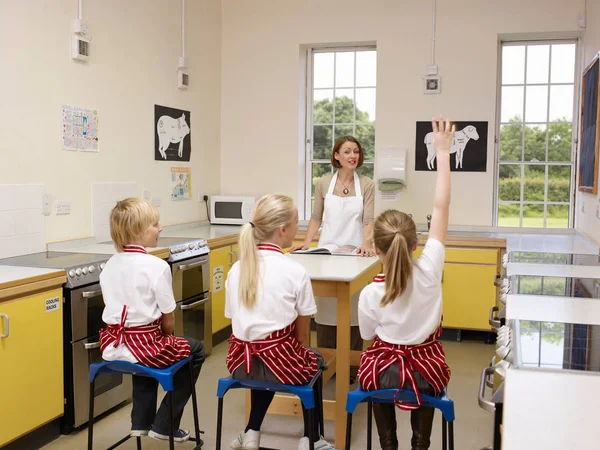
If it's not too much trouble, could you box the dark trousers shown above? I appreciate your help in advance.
[131,337,205,433]
[233,352,325,438]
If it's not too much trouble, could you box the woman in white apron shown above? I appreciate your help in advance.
[291,136,375,363]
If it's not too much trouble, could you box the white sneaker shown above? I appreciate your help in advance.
[298,436,336,450]
[229,429,260,450]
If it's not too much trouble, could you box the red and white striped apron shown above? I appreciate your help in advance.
[357,325,451,410]
[226,324,318,385]
[98,245,191,369]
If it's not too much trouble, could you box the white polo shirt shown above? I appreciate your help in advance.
[100,249,176,362]
[358,238,445,345]
[225,243,318,341]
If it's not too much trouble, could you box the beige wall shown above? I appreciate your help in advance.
[575,0,600,243]
[0,0,221,243]
[220,0,586,224]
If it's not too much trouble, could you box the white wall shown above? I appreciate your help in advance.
[220,0,587,225]
[0,0,221,244]
[575,0,600,243]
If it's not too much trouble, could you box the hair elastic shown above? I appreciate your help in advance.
[249,221,255,228]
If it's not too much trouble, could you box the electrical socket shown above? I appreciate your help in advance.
[142,189,151,200]
[152,196,161,207]
[596,203,600,219]
[55,201,71,215]
[582,202,585,213]
[197,193,209,202]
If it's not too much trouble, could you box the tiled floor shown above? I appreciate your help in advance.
[41,337,495,450]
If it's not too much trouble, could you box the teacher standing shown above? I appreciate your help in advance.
[291,135,375,354]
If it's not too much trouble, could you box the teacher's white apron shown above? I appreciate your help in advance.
[315,171,363,326]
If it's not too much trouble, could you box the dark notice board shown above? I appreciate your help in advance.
[579,54,600,194]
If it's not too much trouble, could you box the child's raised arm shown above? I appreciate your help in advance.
[428,116,455,246]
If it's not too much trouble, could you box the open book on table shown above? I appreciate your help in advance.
[291,244,360,256]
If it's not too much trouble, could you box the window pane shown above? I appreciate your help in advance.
[499,165,521,201]
[356,162,374,179]
[334,89,354,123]
[501,86,524,122]
[335,52,355,88]
[356,125,375,160]
[313,90,333,123]
[549,85,574,122]
[542,277,567,295]
[355,88,376,123]
[311,163,332,197]
[551,44,576,83]
[547,205,569,228]
[502,46,525,84]
[500,124,523,161]
[526,45,550,84]
[356,51,377,87]
[334,124,353,142]
[524,124,547,162]
[548,165,570,202]
[498,203,520,227]
[523,204,544,227]
[314,53,334,88]
[518,276,542,294]
[525,86,548,122]
[523,165,545,202]
[313,125,332,159]
[548,123,572,161]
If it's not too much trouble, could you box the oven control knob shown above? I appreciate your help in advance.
[69,269,76,278]
[88,265,95,273]
[82,267,88,275]
[189,243,195,250]
[75,268,82,276]
[100,263,105,270]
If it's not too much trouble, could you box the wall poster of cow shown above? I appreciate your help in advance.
[154,105,191,162]
[414,121,488,172]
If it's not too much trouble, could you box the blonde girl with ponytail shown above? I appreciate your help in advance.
[356,117,455,450]
[224,195,333,450]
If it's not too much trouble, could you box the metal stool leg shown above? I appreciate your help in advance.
[366,400,373,450]
[442,417,448,450]
[136,437,141,450]
[449,420,454,450]
[87,378,95,450]
[216,397,224,450]
[168,391,175,450]
[317,375,324,437]
[308,407,315,450]
[345,412,353,450]
[189,361,201,447]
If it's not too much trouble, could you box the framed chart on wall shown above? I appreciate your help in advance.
[578,53,600,194]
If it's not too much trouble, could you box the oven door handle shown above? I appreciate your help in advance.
[478,367,496,413]
[82,289,103,299]
[177,258,209,271]
[84,340,101,350]
[180,295,210,310]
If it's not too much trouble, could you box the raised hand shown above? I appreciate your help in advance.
[431,116,455,156]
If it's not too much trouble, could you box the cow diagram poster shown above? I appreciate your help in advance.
[155,105,191,161]
[171,167,191,200]
[62,105,99,152]
[414,121,488,171]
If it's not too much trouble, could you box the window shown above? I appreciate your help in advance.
[496,41,578,228]
[304,47,377,218]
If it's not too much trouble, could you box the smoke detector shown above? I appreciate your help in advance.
[72,35,90,62]
[178,70,189,90]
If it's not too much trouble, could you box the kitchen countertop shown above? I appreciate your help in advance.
[47,242,170,259]
[0,266,66,302]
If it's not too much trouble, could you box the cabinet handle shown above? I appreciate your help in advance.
[229,251,235,266]
[0,314,9,338]
[478,367,496,413]
[489,305,501,330]
[493,273,501,288]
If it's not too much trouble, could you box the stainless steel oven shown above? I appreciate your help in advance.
[159,238,213,356]
[68,285,132,430]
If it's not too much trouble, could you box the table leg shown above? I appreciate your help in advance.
[334,281,351,449]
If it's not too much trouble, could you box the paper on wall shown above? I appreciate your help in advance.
[62,105,99,152]
[380,190,401,202]
[171,167,191,200]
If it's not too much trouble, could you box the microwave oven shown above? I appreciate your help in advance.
[209,196,256,225]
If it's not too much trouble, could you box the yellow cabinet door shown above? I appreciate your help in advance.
[210,246,234,333]
[441,263,497,330]
[0,288,64,446]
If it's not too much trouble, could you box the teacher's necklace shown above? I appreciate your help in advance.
[337,175,352,195]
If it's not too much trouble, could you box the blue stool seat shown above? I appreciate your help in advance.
[87,356,202,450]
[215,370,324,450]
[344,387,455,450]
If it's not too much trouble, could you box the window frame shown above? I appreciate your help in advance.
[303,45,377,220]
[493,39,581,229]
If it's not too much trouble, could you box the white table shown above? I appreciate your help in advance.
[257,253,381,449]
